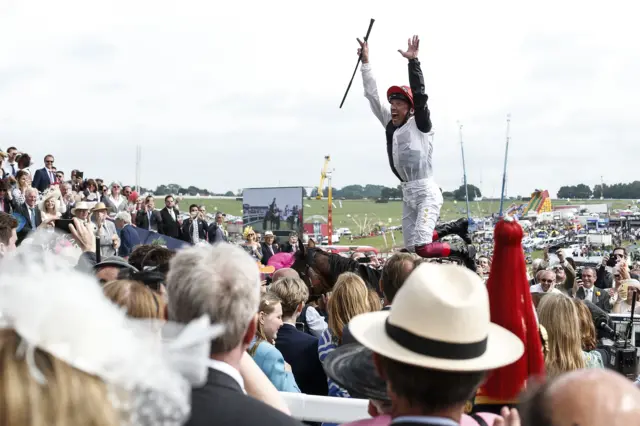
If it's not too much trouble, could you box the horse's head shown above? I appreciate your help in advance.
[290,242,332,295]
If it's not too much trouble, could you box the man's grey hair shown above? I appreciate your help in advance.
[61,182,72,190]
[166,244,261,354]
[582,266,597,276]
[115,211,131,224]
[24,187,38,197]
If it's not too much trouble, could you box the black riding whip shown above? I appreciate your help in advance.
[339,18,375,109]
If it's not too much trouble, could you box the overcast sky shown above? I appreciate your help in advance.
[0,0,637,197]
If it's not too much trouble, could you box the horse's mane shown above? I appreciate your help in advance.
[291,240,382,293]
[298,248,381,292]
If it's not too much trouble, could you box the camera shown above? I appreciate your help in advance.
[601,290,639,380]
[607,254,618,267]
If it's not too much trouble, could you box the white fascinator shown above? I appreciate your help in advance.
[0,229,224,426]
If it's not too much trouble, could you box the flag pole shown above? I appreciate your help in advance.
[498,114,511,218]
[458,121,471,222]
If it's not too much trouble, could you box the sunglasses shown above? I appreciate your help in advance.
[45,160,54,164]
[540,279,555,283]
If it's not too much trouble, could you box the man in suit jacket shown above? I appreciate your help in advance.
[270,277,328,397]
[159,195,181,238]
[576,266,613,311]
[166,244,302,426]
[181,204,208,244]
[261,231,280,265]
[31,154,56,193]
[208,212,228,245]
[135,195,162,232]
[114,211,141,258]
[14,188,42,242]
[281,233,299,253]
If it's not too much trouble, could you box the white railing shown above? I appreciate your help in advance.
[280,393,369,423]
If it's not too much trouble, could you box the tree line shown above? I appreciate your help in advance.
[313,184,482,201]
[146,183,487,200]
[557,181,640,199]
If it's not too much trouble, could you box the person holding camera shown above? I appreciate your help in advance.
[553,249,576,294]
[609,261,640,314]
[596,247,628,289]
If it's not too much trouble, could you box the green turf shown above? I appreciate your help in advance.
[181,197,636,250]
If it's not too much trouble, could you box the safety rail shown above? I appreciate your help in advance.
[280,392,369,423]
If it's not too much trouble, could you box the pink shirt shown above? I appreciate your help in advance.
[342,413,500,426]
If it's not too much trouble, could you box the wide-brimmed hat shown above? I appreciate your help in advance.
[323,343,389,401]
[349,263,524,371]
[91,202,109,213]
[38,189,61,211]
[71,201,92,216]
[93,257,139,272]
[264,231,274,237]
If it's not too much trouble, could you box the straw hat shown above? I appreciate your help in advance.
[71,201,92,216]
[348,263,524,371]
[91,202,109,214]
[38,189,61,212]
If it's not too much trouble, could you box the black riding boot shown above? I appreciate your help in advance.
[415,240,477,272]
[433,218,472,244]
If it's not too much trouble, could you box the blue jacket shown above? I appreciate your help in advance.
[118,224,141,257]
[250,338,300,393]
[275,323,328,396]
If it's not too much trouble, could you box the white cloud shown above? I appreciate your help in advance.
[0,0,638,199]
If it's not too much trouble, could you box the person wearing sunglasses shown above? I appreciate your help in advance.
[596,247,628,289]
[530,270,563,294]
[32,154,56,193]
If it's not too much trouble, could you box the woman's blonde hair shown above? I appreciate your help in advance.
[0,329,120,426]
[248,292,281,357]
[328,272,379,344]
[103,280,163,320]
[573,299,597,351]
[537,293,585,377]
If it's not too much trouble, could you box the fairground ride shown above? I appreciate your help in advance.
[316,155,333,238]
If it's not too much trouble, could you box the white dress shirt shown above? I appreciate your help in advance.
[2,162,17,177]
[583,286,595,302]
[206,359,245,393]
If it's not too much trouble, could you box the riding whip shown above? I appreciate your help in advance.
[339,18,375,109]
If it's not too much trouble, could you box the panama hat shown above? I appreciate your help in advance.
[349,263,524,371]
[91,202,109,213]
[71,201,91,216]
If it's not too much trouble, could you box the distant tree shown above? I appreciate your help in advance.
[557,184,592,199]
[453,184,481,201]
[224,191,235,196]
[442,191,455,200]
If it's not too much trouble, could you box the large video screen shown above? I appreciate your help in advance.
[242,187,303,235]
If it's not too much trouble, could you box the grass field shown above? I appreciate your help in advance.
[181,197,636,250]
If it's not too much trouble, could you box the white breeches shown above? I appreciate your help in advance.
[401,178,443,251]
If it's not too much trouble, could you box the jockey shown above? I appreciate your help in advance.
[358,35,474,267]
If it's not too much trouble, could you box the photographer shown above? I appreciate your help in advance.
[610,261,640,315]
[553,249,576,294]
[597,247,627,289]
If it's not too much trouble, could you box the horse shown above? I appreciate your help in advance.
[290,240,474,298]
[290,241,383,297]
